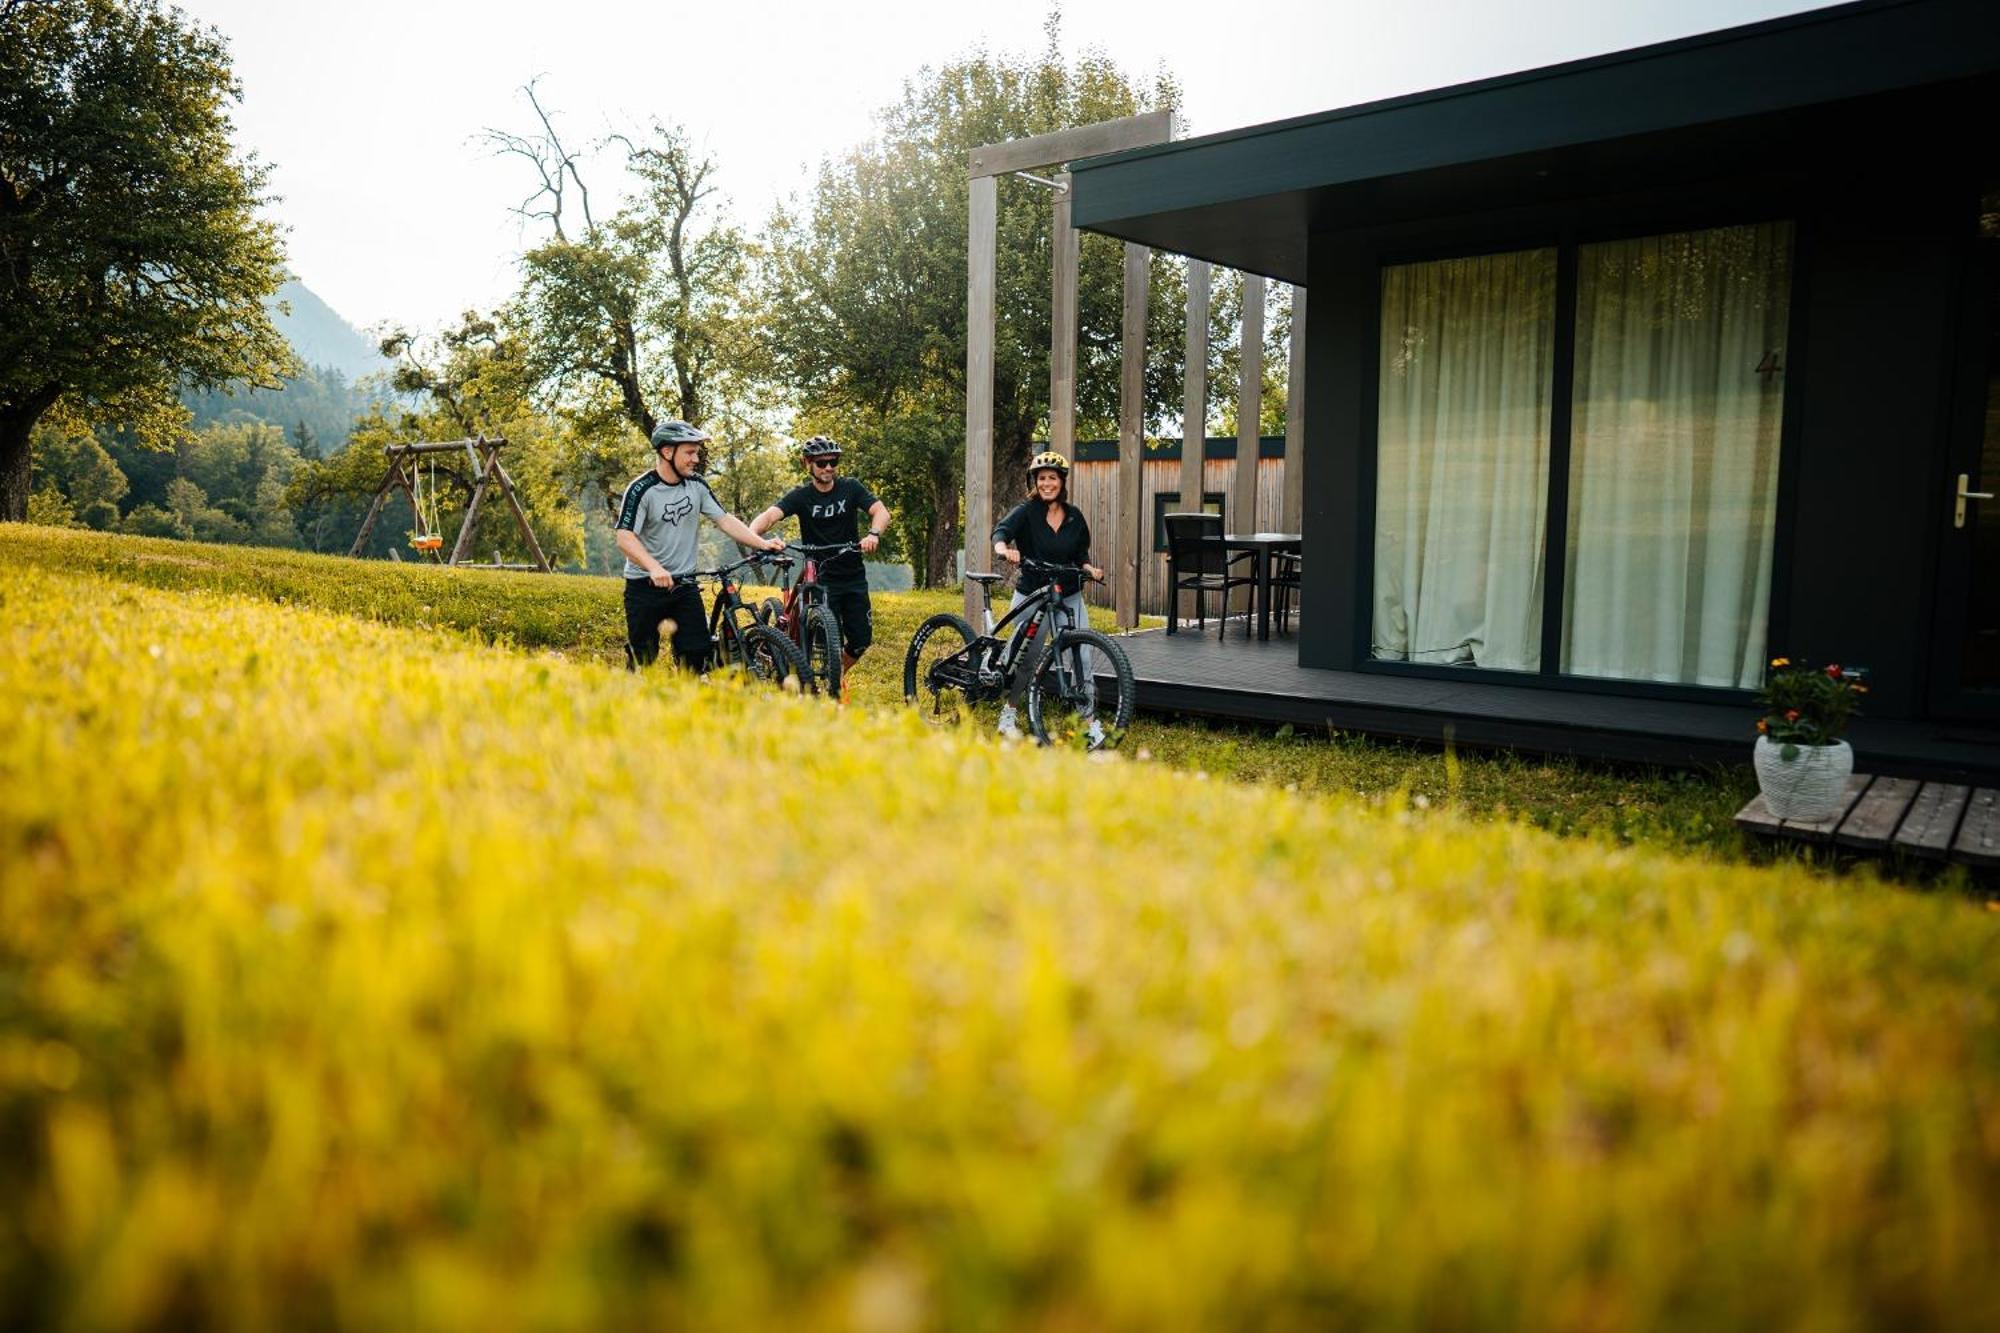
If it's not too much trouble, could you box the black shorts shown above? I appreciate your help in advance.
[823,581,873,656]
[624,578,711,670]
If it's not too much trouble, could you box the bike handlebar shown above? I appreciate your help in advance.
[1020,557,1107,585]
[693,552,781,582]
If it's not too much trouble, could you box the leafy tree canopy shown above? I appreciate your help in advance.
[760,17,1184,584]
[0,0,293,520]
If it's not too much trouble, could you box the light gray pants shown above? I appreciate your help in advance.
[1005,587,1097,715]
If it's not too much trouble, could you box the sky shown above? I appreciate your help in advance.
[175,0,1841,334]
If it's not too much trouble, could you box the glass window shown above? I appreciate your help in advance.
[1372,248,1556,669]
[1561,222,1793,687]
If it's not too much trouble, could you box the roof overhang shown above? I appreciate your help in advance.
[1068,0,2000,284]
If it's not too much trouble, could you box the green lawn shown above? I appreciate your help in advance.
[0,524,1921,878]
[4,556,1996,1329]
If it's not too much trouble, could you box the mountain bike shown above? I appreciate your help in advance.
[694,553,807,688]
[756,541,855,699]
[902,559,1136,750]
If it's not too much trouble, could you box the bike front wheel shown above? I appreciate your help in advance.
[1026,627,1134,750]
[804,606,843,699]
[903,611,979,728]
[735,623,808,690]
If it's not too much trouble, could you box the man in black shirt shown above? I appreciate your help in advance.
[748,435,891,673]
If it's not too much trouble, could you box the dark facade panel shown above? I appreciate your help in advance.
[1069,0,2000,282]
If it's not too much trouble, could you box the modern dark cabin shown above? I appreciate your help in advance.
[1066,0,2000,777]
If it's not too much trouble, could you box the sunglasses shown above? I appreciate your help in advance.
[810,457,840,468]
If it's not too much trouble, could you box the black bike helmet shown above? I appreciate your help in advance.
[650,419,711,450]
[801,434,842,461]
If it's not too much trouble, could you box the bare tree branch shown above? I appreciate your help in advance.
[482,78,596,242]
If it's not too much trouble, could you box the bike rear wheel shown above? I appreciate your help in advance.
[903,612,979,728]
[804,605,843,698]
[1026,627,1134,750]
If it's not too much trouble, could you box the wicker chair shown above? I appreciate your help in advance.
[1164,512,1255,640]
[1271,550,1301,636]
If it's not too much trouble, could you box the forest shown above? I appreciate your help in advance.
[17,14,1292,582]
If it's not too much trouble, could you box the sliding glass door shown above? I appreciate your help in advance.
[1371,248,1556,670]
[1371,221,1793,690]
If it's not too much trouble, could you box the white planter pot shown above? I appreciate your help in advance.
[1753,736,1854,822]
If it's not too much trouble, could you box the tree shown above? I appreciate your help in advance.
[762,21,1184,585]
[491,86,761,466]
[0,0,292,521]
[29,422,129,526]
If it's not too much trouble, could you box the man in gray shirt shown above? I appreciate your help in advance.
[616,419,783,670]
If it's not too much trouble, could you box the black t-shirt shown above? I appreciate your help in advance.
[776,476,878,583]
[993,498,1093,596]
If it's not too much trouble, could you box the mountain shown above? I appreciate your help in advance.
[269,279,384,383]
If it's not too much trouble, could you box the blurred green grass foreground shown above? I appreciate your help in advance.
[1,531,1996,1330]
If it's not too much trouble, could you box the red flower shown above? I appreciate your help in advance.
[1757,718,1769,733]
[1825,663,1841,677]
[1785,709,1800,722]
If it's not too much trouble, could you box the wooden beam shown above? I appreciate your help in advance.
[1116,242,1149,629]
[1049,171,1078,460]
[1282,286,1307,534]
[967,111,1174,178]
[1179,259,1210,629]
[964,173,998,624]
[490,455,553,572]
[381,438,508,457]
[1235,274,1265,541]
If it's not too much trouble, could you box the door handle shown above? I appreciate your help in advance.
[1956,473,1994,529]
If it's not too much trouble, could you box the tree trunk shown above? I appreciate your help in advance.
[925,465,961,589]
[0,392,60,522]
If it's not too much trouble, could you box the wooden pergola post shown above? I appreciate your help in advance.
[1179,259,1210,629]
[963,111,1175,628]
[1049,170,1078,462]
[964,174,997,625]
[1283,287,1307,533]
[1116,243,1149,628]
[1234,275,1266,535]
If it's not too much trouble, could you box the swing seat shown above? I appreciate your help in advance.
[410,535,444,552]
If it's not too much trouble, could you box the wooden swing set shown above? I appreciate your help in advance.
[347,434,552,572]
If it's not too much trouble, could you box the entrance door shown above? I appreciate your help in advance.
[1931,186,2000,717]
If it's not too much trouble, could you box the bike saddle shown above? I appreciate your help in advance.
[966,572,1007,585]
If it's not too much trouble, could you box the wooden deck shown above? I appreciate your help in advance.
[1734,776,2000,866]
[1111,625,2000,780]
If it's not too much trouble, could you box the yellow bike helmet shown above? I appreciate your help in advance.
[1028,450,1070,476]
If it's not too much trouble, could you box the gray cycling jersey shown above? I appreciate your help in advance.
[616,470,725,579]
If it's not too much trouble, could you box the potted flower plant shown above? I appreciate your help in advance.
[1753,658,1868,821]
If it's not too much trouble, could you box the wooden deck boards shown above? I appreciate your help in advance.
[1111,627,2000,781]
[1732,772,2000,868]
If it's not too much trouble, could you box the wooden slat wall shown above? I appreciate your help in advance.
[1070,454,1286,614]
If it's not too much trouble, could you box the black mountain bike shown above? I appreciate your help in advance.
[902,559,1136,750]
[694,553,808,688]
[757,541,855,699]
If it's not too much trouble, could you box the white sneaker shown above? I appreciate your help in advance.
[1085,718,1106,748]
[997,705,1022,740]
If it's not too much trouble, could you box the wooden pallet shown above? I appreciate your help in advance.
[1735,773,2000,867]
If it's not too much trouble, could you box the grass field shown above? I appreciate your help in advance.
[2,544,1997,1329]
[0,527,1775,866]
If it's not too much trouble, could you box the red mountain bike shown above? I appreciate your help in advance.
[756,541,855,699]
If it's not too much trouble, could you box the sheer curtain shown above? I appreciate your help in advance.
[1562,222,1792,687]
[1372,248,1555,670]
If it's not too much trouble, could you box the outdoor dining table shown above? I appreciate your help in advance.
[1222,532,1302,642]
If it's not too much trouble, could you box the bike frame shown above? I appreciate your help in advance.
[777,543,855,644]
[929,565,1090,703]
[697,555,770,667]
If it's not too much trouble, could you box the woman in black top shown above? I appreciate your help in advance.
[990,450,1105,739]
